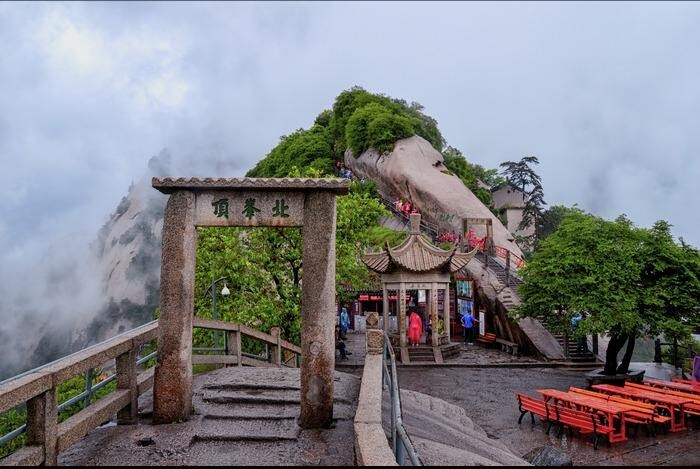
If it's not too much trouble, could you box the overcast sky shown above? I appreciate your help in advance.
[2,0,700,280]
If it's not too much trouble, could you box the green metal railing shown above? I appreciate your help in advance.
[382,332,421,466]
[0,346,157,449]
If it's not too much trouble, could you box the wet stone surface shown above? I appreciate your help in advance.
[395,367,700,466]
[58,367,360,466]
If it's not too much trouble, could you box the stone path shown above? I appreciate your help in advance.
[336,330,546,369]
[396,367,700,466]
[59,367,360,466]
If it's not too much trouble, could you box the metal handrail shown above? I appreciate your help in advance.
[382,332,421,466]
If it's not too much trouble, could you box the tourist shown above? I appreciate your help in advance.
[692,352,700,382]
[394,198,403,212]
[571,312,586,353]
[408,310,423,347]
[461,310,478,345]
[424,316,432,344]
[335,325,350,360]
[339,304,350,339]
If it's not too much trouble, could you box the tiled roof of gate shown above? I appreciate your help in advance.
[152,177,350,194]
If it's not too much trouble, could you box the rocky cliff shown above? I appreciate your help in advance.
[345,135,523,258]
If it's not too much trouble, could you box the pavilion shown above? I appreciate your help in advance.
[362,213,476,363]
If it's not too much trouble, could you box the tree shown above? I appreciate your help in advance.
[194,179,392,345]
[515,211,700,375]
[441,146,503,207]
[499,156,546,249]
[539,205,580,240]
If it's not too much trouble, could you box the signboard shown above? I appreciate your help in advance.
[358,293,411,302]
[479,310,486,336]
[195,191,305,227]
[417,290,426,304]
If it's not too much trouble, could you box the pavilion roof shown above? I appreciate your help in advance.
[362,214,476,274]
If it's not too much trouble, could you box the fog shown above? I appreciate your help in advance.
[1,1,699,377]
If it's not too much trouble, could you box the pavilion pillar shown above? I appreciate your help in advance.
[444,284,451,343]
[382,283,389,336]
[399,284,407,347]
[430,283,439,347]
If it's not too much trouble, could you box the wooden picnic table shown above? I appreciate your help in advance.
[536,389,635,443]
[591,384,690,432]
[644,378,700,395]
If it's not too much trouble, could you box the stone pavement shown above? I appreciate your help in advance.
[396,366,700,466]
[59,367,360,466]
[335,330,547,369]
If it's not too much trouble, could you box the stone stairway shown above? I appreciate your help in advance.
[405,345,436,363]
[536,317,598,364]
[58,367,361,466]
[441,343,461,360]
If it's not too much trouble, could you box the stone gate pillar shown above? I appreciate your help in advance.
[300,191,336,428]
[153,190,197,424]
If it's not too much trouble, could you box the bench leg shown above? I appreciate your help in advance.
[545,422,553,435]
[593,434,599,450]
[518,410,527,424]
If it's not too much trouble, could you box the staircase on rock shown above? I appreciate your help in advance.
[536,316,599,363]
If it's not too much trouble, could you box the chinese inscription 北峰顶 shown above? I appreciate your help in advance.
[212,198,229,219]
[272,199,290,218]
[242,198,261,220]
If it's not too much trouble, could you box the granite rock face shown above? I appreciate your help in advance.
[345,135,523,258]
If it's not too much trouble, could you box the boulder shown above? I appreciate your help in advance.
[345,135,523,258]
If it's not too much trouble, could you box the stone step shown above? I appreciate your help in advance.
[193,416,300,443]
[203,383,300,392]
[196,400,356,421]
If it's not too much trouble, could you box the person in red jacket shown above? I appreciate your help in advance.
[408,311,423,347]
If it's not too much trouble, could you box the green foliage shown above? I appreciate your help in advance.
[1,369,119,459]
[539,205,581,241]
[194,182,396,345]
[0,409,25,458]
[246,125,333,178]
[442,146,503,207]
[248,87,446,180]
[345,103,415,156]
[516,210,700,374]
[329,87,444,157]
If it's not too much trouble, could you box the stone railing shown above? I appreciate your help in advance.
[0,321,158,466]
[354,312,420,466]
[192,317,302,368]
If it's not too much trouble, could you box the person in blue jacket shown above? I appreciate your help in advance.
[461,310,478,345]
[340,305,350,339]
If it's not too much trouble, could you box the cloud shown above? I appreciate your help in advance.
[1,1,700,375]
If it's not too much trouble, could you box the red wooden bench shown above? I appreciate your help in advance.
[568,387,671,435]
[515,392,550,425]
[626,382,700,417]
[551,404,614,450]
[477,332,497,347]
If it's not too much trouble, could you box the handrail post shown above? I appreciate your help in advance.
[227,328,242,367]
[505,251,511,287]
[270,327,282,367]
[117,348,138,425]
[26,388,57,466]
[83,368,94,409]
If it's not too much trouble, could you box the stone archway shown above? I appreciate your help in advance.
[151,177,348,429]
